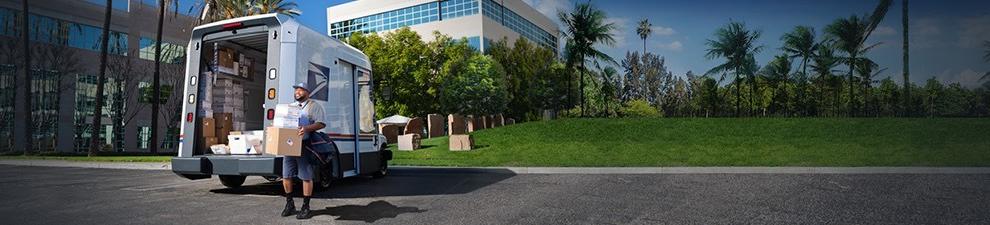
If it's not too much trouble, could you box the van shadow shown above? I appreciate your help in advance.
[209,168,516,199]
[310,200,426,223]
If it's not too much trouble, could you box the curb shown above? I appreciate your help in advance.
[3,160,990,174]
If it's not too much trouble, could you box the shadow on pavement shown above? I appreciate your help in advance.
[209,168,516,199]
[309,200,425,222]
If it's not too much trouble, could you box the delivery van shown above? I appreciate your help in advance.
[171,14,391,190]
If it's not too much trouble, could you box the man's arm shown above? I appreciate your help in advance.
[298,102,327,136]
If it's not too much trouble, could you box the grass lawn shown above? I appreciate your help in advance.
[0,156,172,163]
[390,118,990,167]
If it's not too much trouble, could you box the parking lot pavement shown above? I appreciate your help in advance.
[1,164,989,225]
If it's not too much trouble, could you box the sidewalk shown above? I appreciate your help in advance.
[2,159,990,174]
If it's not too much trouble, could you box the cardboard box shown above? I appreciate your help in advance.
[449,134,473,151]
[397,134,421,151]
[200,118,216,137]
[272,104,301,128]
[200,137,219,153]
[427,114,445,138]
[265,127,301,156]
[214,113,233,144]
[218,48,235,72]
[447,114,467,135]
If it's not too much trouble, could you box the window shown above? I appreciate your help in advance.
[466,36,481,51]
[0,7,129,56]
[139,126,151,149]
[481,0,557,51]
[140,37,187,64]
[330,1,444,39]
[358,70,375,134]
[87,0,129,11]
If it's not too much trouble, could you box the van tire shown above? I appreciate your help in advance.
[219,175,246,188]
[372,145,388,179]
[313,164,332,191]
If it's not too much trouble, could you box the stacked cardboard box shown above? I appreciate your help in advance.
[267,104,303,156]
[217,48,236,75]
[199,118,219,153]
[212,78,245,130]
[214,113,234,144]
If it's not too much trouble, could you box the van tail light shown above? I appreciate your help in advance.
[267,88,276,99]
[222,22,243,30]
[186,113,193,122]
[267,109,275,120]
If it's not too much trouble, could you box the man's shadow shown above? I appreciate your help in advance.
[309,200,425,223]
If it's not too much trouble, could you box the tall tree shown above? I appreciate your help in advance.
[811,40,842,116]
[636,18,652,55]
[253,0,301,15]
[781,26,817,84]
[761,54,792,115]
[151,0,176,154]
[705,21,763,117]
[982,40,990,82]
[558,2,617,117]
[825,0,892,116]
[902,0,911,115]
[18,0,32,153]
[89,0,113,156]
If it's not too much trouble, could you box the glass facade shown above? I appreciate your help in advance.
[138,126,150,149]
[331,2,440,39]
[86,0,129,11]
[0,65,13,152]
[140,37,186,64]
[440,0,479,20]
[481,0,557,51]
[140,0,202,16]
[329,0,483,39]
[0,7,129,56]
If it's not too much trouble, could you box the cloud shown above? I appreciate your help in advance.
[874,26,896,36]
[657,41,683,52]
[935,69,986,88]
[652,25,676,36]
[914,18,941,36]
[522,0,571,21]
[603,17,630,48]
[957,15,990,48]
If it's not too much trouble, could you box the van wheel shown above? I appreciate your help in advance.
[219,175,246,188]
[372,162,387,178]
[313,164,332,191]
[373,146,388,179]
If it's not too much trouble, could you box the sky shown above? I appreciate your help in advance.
[294,0,990,88]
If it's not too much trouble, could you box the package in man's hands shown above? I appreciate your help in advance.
[272,103,302,128]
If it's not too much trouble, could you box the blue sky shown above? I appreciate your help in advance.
[294,0,990,88]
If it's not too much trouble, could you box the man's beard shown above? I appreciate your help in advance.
[295,95,307,102]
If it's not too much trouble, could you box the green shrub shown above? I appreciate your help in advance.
[621,99,661,117]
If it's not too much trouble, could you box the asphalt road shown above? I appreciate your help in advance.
[1,165,988,225]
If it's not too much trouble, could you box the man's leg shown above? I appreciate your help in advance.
[296,159,315,219]
[280,157,298,217]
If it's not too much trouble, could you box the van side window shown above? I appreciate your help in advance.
[357,70,375,134]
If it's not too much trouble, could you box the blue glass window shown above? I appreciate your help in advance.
[481,0,557,51]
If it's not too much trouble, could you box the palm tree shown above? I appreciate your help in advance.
[637,19,652,54]
[705,22,763,117]
[811,40,842,116]
[982,40,990,81]
[902,0,910,115]
[781,26,817,82]
[195,0,300,24]
[558,2,618,117]
[89,0,113,156]
[762,54,792,115]
[825,0,893,116]
[253,0,301,15]
[856,57,885,116]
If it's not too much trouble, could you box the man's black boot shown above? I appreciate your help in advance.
[296,197,312,219]
[281,194,296,217]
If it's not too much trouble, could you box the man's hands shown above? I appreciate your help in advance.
[297,127,308,136]
[297,122,325,136]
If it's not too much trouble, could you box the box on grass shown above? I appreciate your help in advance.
[449,134,473,151]
[265,127,301,156]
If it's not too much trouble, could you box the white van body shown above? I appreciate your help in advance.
[171,14,390,189]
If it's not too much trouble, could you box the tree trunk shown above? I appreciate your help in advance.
[89,0,113,156]
[19,0,32,154]
[580,58,586,117]
[735,72,741,117]
[902,0,910,116]
[848,55,856,117]
[151,0,165,154]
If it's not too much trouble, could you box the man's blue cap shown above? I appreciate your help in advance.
[292,82,309,92]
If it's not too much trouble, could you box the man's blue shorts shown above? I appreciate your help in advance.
[282,155,313,181]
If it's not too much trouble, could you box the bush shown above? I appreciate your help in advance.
[621,99,661,117]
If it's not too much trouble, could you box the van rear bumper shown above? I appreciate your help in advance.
[172,155,283,179]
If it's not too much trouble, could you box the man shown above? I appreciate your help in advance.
[281,82,326,220]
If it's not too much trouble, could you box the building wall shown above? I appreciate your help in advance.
[0,0,196,153]
[326,0,559,53]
